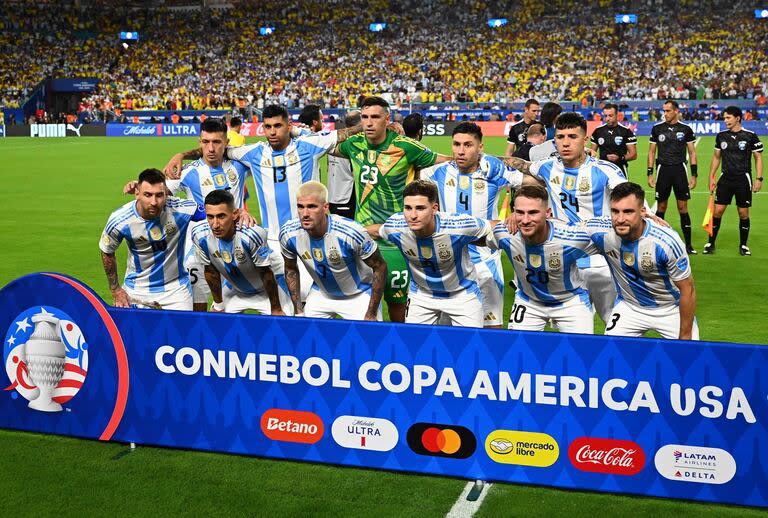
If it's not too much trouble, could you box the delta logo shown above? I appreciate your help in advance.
[654,444,736,485]
[568,437,645,475]
[331,415,398,452]
[260,409,324,444]
[406,423,476,459]
[485,430,559,467]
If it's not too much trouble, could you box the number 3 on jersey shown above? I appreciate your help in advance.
[361,165,379,185]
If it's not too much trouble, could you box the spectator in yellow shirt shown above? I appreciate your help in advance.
[227,117,245,147]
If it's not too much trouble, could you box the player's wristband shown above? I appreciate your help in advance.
[758,177,765,182]
[211,301,224,311]
[647,167,654,176]
[690,164,698,177]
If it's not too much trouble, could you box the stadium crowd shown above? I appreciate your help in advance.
[1,0,767,115]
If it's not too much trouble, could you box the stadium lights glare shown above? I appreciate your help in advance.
[119,31,139,40]
[755,9,768,18]
[259,26,275,35]
[487,18,508,28]
[369,23,387,32]
[615,14,637,24]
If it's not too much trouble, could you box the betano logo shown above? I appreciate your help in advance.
[260,409,324,444]
[654,444,736,484]
[331,415,398,451]
[485,430,559,467]
[568,437,645,475]
[406,423,476,459]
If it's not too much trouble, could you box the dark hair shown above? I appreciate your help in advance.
[663,100,680,110]
[555,112,587,133]
[540,102,563,127]
[403,113,424,139]
[403,179,438,204]
[262,104,290,120]
[138,168,166,186]
[344,111,361,127]
[603,103,618,112]
[298,104,322,126]
[524,98,540,109]
[723,105,742,120]
[526,122,546,137]
[513,184,549,205]
[610,181,645,203]
[360,96,390,111]
[452,121,482,140]
[204,189,235,209]
[229,116,242,128]
[200,118,227,135]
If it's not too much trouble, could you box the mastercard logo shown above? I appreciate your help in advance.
[406,423,476,459]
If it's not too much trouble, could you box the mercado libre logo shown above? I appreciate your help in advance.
[3,306,89,412]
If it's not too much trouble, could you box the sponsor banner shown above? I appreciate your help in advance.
[0,273,766,508]
[106,123,200,137]
[623,120,768,137]
[4,124,106,137]
[50,78,100,92]
[239,121,336,137]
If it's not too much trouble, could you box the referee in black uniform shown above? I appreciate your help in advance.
[589,103,637,176]
[505,98,540,156]
[647,100,698,254]
[704,106,764,256]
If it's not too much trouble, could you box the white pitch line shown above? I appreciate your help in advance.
[445,481,492,518]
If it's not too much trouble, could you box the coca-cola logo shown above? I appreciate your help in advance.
[568,437,645,475]
[123,125,157,136]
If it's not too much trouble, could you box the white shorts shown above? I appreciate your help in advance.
[508,295,594,334]
[406,289,484,328]
[185,221,210,304]
[126,283,193,311]
[577,255,617,324]
[604,300,700,340]
[222,283,294,315]
[303,288,382,320]
[268,238,312,304]
[475,253,504,327]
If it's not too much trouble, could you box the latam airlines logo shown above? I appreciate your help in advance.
[331,415,398,451]
[568,437,645,475]
[3,306,89,412]
[654,444,736,484]
[260,409,324,444]
[406,423,476,459]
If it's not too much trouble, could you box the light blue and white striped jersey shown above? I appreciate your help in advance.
[227,131,338,239]
[488,220,596,307]
[582,217,691,308]
[99,198,205,296]
[191,223,272,295]
[379,212,490,298]
[531,155,627,223]
[422,154,521,264]
[166,159,250,208]
[279,215,377,298]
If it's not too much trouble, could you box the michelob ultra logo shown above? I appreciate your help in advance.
[485,430,559,467]
[406,423,476,459]
[331,415,398,451]
[260,409,324,444]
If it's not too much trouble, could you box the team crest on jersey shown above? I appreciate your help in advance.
[459,176,471,190]
[287,151,299,166]
[614,136,624,145]
[367,151,377,163]
[328,247,342,264]
[226,167,238,183]
[578,177,590,194]
[420,246,433,259]
[234,247,246,263]
[221,250,233,263]
[547,254,561,270]
[474,179,486,192]
[273,155,285,168]
[529,254,542,268]
[597,137,605,145]
[658,134,666,142]
[720,141,728,150]
[623,252,635,266]
[165,222,177,236]
[564,176,576,190]
[437,242,452,261]
[738,141,747,151]
[101,235,111,247]
[150,226,163,240]
[313,248,324,262]
[202,177,214,188]
[676,132,685,141]
[213,173,227,187]
[640,252,654,272]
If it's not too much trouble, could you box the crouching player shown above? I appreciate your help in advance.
[280,181,387,320]
[490,185,595,333]
[192,190,287,315]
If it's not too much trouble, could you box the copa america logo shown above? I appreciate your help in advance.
[3,306,89,412]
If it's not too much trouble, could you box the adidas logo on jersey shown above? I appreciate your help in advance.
[301,251,312,260]
[551,176,561,185]
[484,312,497,321]
[606,250,619,260]
[404,249,417,257]
[446,178,456,187]
[513,254,525,263]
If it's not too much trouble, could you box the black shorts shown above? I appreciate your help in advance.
[328,189,356,219]
[655,164,690,202]
[715,174,752,208]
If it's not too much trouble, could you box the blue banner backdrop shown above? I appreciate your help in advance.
[1,273,765,508]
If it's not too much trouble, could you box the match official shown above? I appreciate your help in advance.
[505,98,540,157]
[589,103,637,177]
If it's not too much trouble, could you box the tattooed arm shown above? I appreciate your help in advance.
[283,255,303,315]
[362,249,388,321]
[101,252,130,307]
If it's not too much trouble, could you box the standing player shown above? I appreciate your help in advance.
[527,102,562,161]
[100,169,205,310]
[227,117,245,147]
[505,99,540,157]
[421,122,523,328]
[336,96,451,322]
[192,190,286,315]
[298,105,324,132]
[327,111,360,220]
[374,180,491,327]
[403,112,425,141]
[589,103,637,177]
[583,182,698,340]
[704,106,764,255]
[280,181,387,320]
[647,100,698,254]
[489,185,595,334]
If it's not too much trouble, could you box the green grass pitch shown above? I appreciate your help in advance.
[0,135,765,515]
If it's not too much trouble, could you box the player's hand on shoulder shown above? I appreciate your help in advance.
[387,122,404,135]
[123,180,138,195]
[505,214,517,234]
[238,210,257,229]
[111,287,130,308]
[647,212,670,227]
[163,153,185,180]
[586,148,597,158]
